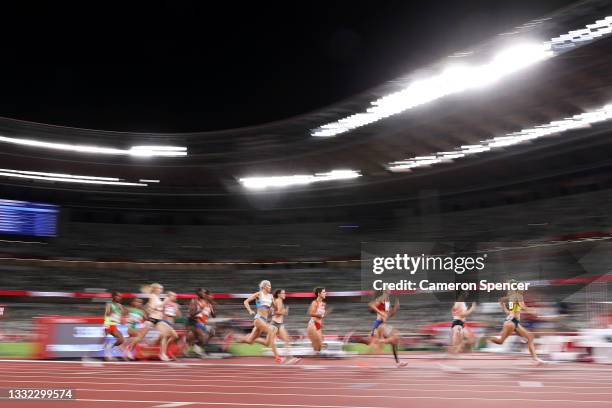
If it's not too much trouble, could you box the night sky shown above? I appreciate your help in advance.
[0,1,575,133]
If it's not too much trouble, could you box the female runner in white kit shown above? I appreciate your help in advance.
[272,288,300,364]
[242,280,282,362]
[450,290,477,354]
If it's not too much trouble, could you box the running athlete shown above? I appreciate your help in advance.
[489,282,544,364]
[188,288,216,357]
[307,287,329,353]
[272,289,300,364]
[103,291,126,361]
[160,291,181,360]
[123,297,147,359]
[368,290,405,366]
[450,290,477,354]
[242,280,281,362]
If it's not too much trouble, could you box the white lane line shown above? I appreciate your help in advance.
[3,372,610,386]
[1,359,610,372]
[2,366,610,380]
[71,386,612,402]
[0,359,361,369]
[73,391,612,404]
[519,381,544,387]
[1,380,609,396]
[77,399,381,408]
[2,368,611,383]
[2,377,611,389]
[2,368,612,385]
[154,403,193,408]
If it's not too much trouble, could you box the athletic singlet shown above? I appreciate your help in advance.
[272,299,285,324]
[256,291,273,309]
[508,301,522,313]
[104,302,122,326]
[254,291,273,321]
[195,299,212,323]
[127,307,145,329]
[452,302,467,320]
[147,294,163,320]
[310,300,326,323]
[377,300,390,313]
[315,301,326,317]
[164,302,179,319]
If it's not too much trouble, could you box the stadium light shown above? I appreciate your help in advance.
[387,103,612,172]
[0,168,150,186]
[239,170,361,190]
[0,135,188,157]
[312,16,612,138]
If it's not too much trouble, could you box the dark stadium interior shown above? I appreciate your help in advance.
[0,2,611,407]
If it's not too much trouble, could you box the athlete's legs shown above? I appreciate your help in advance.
[278,326,291,349]
[515,324,542,362]
[489,321,515,345]
[450,326,464,353]
[307,324,322,351]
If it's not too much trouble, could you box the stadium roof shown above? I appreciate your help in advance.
[0,0,611,215]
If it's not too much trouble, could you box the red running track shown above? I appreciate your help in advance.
[0,354,611,408]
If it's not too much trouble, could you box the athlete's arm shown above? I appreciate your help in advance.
[244,292,258,316]
[188,299,198,319]
[451,302,460,317]
[368,300,382,315]
[323,305,332,317]
[499,297,510,314]
[465,302,477,316]
[519,301,535,314]
[308,301,319,318]
[273,298,286,316]
[388,299,400,319]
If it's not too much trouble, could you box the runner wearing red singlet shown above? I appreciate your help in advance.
[188,288,216,357]
[307,287,329,353]
[368,290,405,366]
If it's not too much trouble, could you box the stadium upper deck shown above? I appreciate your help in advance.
[0,0,611,220]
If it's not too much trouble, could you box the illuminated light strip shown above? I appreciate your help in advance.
[239,170,361,190]
[550,16,612,49]
[0,168,148,186]
[0,168,119,181]
[128,145,188,157]
[312,16,612,137]
[387,103,612,171]
[0,239,47,244]
[0,135,188,157]
[139,179,160,183]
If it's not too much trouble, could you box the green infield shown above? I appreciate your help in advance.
[0,342,36,358]
[226,343,266,356]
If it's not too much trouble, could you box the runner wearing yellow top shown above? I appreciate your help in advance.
[489,281,544,364]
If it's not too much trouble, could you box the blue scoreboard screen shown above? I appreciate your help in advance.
[0,199,59,237]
